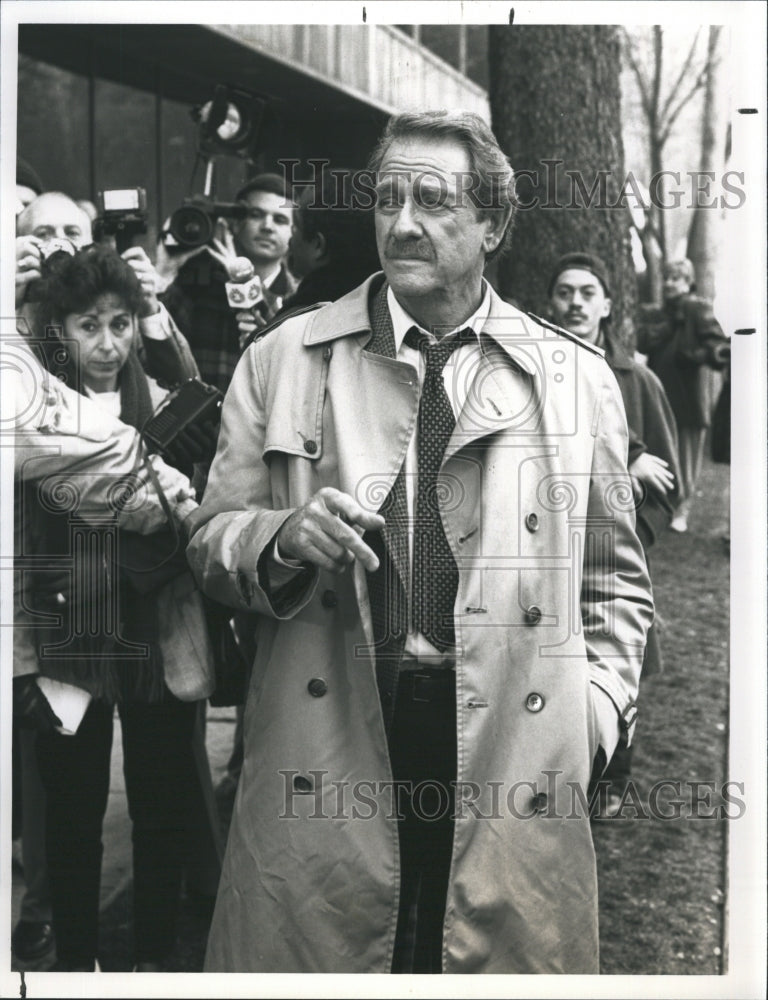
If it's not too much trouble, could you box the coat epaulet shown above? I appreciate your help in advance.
[243,302,329,352]
[527,313,607,359]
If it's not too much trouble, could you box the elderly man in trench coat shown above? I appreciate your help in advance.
[187,110,653,974]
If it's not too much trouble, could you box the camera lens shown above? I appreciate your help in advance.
[169,204,214,248]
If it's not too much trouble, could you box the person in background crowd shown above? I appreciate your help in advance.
[16,191,198,386]
[161,173,297,393]
[548,251,681,817]
[12,187,199,969]
[10,336,201,968]
[636,258,729,533]
[278,169,381,314]
[186,109,652,974]
[16,245,218,972]
[16,156,44,215]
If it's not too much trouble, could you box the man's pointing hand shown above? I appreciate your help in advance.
[277,487,385,574]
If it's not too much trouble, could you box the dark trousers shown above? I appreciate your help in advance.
[36,694,202,966]
[388,670,457,974]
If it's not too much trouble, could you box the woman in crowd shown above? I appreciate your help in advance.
[636,258,729,533]
[17,244,216,972]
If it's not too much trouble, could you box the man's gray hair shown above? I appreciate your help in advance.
[367,109,517,260]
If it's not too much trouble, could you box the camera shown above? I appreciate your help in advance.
[167,195,247,251]
[93,188,148,254]
[38,237,78,262]
[142,379,223,454]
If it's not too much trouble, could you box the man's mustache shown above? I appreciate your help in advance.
[566,310,587,322]
[385,239,432,260]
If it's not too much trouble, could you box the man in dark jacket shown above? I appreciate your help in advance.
[161,173,297,393]
[636,257,729,532]
[549,251,681,814]
[275,170,380,317]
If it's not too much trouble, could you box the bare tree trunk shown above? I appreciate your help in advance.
[488,25,636,345]
[686,26,726,302]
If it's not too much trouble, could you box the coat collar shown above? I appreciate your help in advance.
[304,272,538,376]
[604,335,634,371]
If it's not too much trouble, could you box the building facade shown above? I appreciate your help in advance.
[17,22,489,248]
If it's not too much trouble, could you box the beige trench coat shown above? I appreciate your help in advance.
[187,276,653,974]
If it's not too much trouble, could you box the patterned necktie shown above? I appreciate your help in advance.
[405,326,473,651]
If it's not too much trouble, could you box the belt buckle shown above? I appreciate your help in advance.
[412,672,433,703]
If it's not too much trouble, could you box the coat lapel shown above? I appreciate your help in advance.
[444,292,541,462]
[304,276,418,597]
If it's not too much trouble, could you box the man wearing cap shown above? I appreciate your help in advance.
[187,111,653,974]
[549,251,681,812]
[635,258,729,532]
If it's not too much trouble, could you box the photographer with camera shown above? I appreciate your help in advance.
[160,173,297,393]
[14,242,222,972]
[16,192,199,392]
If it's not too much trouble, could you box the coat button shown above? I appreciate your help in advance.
[321,589,337,609]
[307,677,328,698]
[525,692,545,712]
[293,775,313,793]
[525,512,539,533]
[524,605,542,625]
[304,440,318,455]
[531,792,548,812]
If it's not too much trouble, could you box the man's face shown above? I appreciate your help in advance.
[17,193,92,249]
[663,267,691,302]
[374,135,502,310]
[233,189,293,267]
[549,268,611,345]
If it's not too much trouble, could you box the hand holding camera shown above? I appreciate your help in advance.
[121,246,162,318]
[16,234,79,308]
[15,235,44,307]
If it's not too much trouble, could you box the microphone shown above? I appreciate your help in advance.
[224,256,263,310]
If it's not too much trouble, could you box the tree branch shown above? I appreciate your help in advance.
[660,64,708,144]
[622,29,654,120]
[659,28,702,122]
[651,26,663,126]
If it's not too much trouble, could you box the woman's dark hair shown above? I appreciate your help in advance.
[37,243,144,326]
[34,244,143,390]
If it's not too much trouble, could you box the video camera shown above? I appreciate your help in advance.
[167,195,247,250]
[164,84,269,253]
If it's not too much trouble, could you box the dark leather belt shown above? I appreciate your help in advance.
[398,669,456,704]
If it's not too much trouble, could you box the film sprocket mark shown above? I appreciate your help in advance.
[142,378,223,453]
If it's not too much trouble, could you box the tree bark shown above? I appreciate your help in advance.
[488,25,636,345]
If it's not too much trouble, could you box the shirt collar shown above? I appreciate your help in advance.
[261,263,282,290]
[387,281,492,352]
